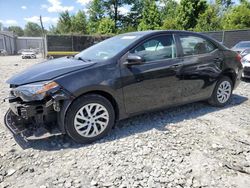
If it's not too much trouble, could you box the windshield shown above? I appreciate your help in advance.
[75,35,142,61]
[235,42,250,48]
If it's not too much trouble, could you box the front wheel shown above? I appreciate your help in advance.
[208,76,233,107]
[65,94,115,143]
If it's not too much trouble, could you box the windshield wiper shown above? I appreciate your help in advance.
[77,57,92,62]
[66,55,75,59]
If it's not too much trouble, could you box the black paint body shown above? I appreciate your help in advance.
[7,31,243,133]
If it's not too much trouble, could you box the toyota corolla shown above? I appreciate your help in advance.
[4,30,243,143]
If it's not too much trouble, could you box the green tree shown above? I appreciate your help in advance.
[88,0,104,22]
[138,0,162,31]
[222,2,250,29]
[88,0,105,33]
[0,22,2,31]
[103,0,123,29]
[121,0,143,32]
[8,26,24,36]
[48,25,60,34]
[195,5,222,31]
[160,0,181,30]
[97,18,115,34]
[71,10,88,34]
[102,0,136,29]
[216,0,233,10]
[160,0,179,19]
[57,11,72,34]
[24,22,42,36]
[177,0,207,30]
[162,18,181,30]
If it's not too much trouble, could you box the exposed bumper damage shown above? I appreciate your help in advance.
[4,86,73,141]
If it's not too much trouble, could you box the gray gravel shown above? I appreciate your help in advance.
[0,55,250,188]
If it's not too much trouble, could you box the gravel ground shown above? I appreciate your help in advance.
[0,55,250,188]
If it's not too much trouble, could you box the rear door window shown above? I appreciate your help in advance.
[179,35,216,56]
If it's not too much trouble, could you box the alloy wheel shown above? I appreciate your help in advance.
[74,103,109,138]
[217,81,232,104]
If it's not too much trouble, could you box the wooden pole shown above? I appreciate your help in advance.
[39,15,46,59]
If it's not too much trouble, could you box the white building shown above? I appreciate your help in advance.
[0,31,43,55]
[0,31,16,54]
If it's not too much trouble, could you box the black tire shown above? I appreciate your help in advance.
[208,76,233,107]
[65,94,115,144]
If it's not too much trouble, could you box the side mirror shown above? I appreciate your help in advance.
[124,54,144,66]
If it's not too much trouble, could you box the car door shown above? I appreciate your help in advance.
[120,34,184,114]
[176,34,223,103]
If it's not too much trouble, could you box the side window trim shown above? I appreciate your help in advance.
[129,34,178,63]
[176,34,218,58]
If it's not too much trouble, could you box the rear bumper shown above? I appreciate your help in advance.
[233,68,243,89]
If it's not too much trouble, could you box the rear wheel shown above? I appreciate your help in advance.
[65,94,115,143]
[208,76,233,107]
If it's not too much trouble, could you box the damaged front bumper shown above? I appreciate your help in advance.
[3,85,74,141]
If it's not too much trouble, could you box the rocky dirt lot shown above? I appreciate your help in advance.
[0,55,250,188]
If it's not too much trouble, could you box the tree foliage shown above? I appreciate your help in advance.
[57,11,72,34]
[161,0,181,30]
[55,10,88,34]
[138,0,162,31]
[216,0,234,10]
[161,0,179,19]
[178,0,207,30]
[24,22,42,37]
[8,26,24,36]
[195,5,222,31]
[88,0,105,33]
[14,0,250,36]
[127,0,143,26]
[97,18,115,34]
[102,0,131,28]
[222,2,250,29]
[71,11,88,34]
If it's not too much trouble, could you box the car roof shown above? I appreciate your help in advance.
[119,30,203,37]
[120,30,226,51]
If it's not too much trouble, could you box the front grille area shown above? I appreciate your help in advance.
[243,67,250,77]
[36,106,44,114]
[244,66,250,71]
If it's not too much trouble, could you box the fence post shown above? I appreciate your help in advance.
[222,30,225,45]
[39,16,46,58]
[72,35,74,52]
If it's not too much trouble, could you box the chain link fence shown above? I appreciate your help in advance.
[202,29,250,48]
[46,35,110,58]
[45,30,250,58]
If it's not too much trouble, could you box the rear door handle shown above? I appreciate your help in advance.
[214,57,223,62]
[170,63,183,69]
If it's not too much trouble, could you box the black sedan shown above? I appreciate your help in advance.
[4,30,243,143]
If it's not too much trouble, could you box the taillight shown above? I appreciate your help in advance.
[236,54,242,64]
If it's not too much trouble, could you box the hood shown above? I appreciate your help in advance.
[7,57,96,85]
